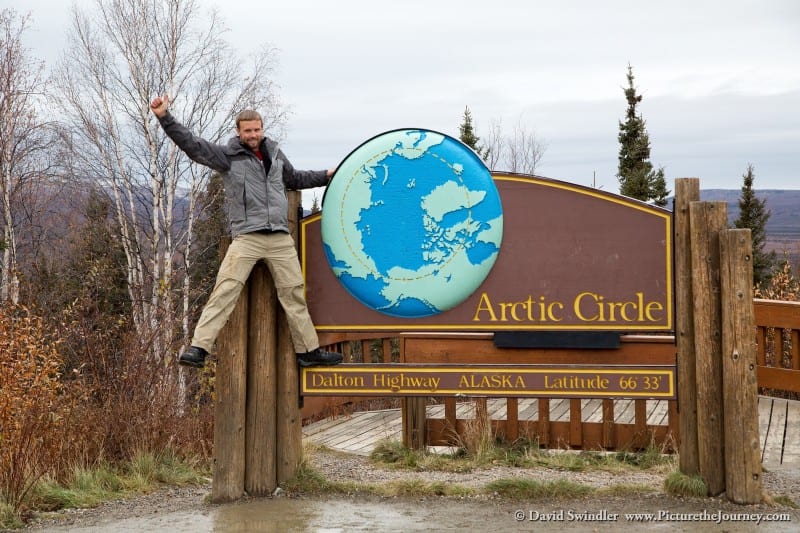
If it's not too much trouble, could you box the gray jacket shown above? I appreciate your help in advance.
[158,112,328,237]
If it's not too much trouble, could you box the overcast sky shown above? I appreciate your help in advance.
[19,0,800,199]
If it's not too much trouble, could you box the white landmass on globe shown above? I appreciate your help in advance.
[477,215,503,245]
[392,131,444,160]
[421,180,487,222]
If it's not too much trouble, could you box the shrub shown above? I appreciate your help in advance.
[0,306,74,514]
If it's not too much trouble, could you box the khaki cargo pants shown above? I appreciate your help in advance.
[192,232,319,354]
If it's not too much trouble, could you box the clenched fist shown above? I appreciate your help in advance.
[149,93,169,117]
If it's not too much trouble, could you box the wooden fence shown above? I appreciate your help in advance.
[755,299,800,396]
[308,298,800,453]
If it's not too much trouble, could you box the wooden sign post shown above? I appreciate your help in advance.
[212,191,303,502]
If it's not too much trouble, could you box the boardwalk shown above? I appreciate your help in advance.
[303,396,800,469]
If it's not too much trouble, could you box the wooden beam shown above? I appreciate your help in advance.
[212,282,248,502]
[689,201,727,496]
[674,178,700,474]
[506,398,519,442]
[276,191,303,484]
[720,229,762,504]
[245,262,277,496]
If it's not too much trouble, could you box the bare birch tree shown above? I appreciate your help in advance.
[51,0,287,362]
[482,116,547,175]
[0,9,51,304]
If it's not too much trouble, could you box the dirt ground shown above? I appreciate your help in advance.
[23,453,800,532]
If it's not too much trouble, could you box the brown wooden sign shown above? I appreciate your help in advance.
[301,364,676,399]
[302,174,673,333]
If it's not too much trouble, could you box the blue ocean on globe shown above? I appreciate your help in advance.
[322,129,503,318]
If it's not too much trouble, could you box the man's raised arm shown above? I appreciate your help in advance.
[149,93,230,173]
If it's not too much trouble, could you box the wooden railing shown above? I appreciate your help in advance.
[755,299,800,396]
[303,333,400,421]
[400,332,677,452]
[306,299,800,450]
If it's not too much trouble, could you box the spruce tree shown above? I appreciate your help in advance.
[310,195,321,214]
[190,173,227,317]
[458,106,488,160]
[650,167,669,207]
[617,65,670,204]
[733,164,776,286]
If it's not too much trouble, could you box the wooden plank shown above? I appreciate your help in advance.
[319,412,395,447]
[582,399,603,422]
[312,417,371,448]
[634,400,647,448]
[519,399,538,421]
[720,229,762,504]
[360,339,371,363]
[276,307,302,484]
[329,415,401,451]
[402,397,427,450]
[426,404,446,418]
[382,338,393,363]
[245,263,277,496]
[754,300,800,329]
[690,200,727,496]
[791,330,800,371]
[614,399,635,424]
[757,366,800,393]
[487,398,507,420]
[675,178,700,474]
[756,327,767,367]
[306,412,360,438]
[302,413,356,437]
[549,398,570,421]
[538,398,550,446]
[646,400,669,426]
[668,400,679,445]
[212,281,248,502]
[275,193,303,485]
[569,399,583,446]
[506,398,519,441]
[602,399,615,448]
[445,398,457,432]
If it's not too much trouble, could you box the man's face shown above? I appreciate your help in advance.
[237,119,263,150]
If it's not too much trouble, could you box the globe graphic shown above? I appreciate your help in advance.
[321,129,503,318]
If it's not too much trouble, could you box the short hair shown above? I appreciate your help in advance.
[236,110,263,129]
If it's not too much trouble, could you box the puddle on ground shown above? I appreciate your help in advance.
[38,496,799,532]
[40,498,495,532]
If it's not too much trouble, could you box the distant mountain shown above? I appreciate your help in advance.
[689,189,800,261]
[698,189,800,238]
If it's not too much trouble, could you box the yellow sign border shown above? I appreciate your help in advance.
[302,174,673,332]
[302,364,676,399]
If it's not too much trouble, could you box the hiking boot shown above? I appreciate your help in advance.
[297,348,343,367]
[179,346,208,368]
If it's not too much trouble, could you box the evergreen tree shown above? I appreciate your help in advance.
[733,164,776,286]
[30,188,130,320]
[650,167,669,207]
[458,106,488,160]
[310,195,321,214]
[190,173,227,318]
[617,65,670,204]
